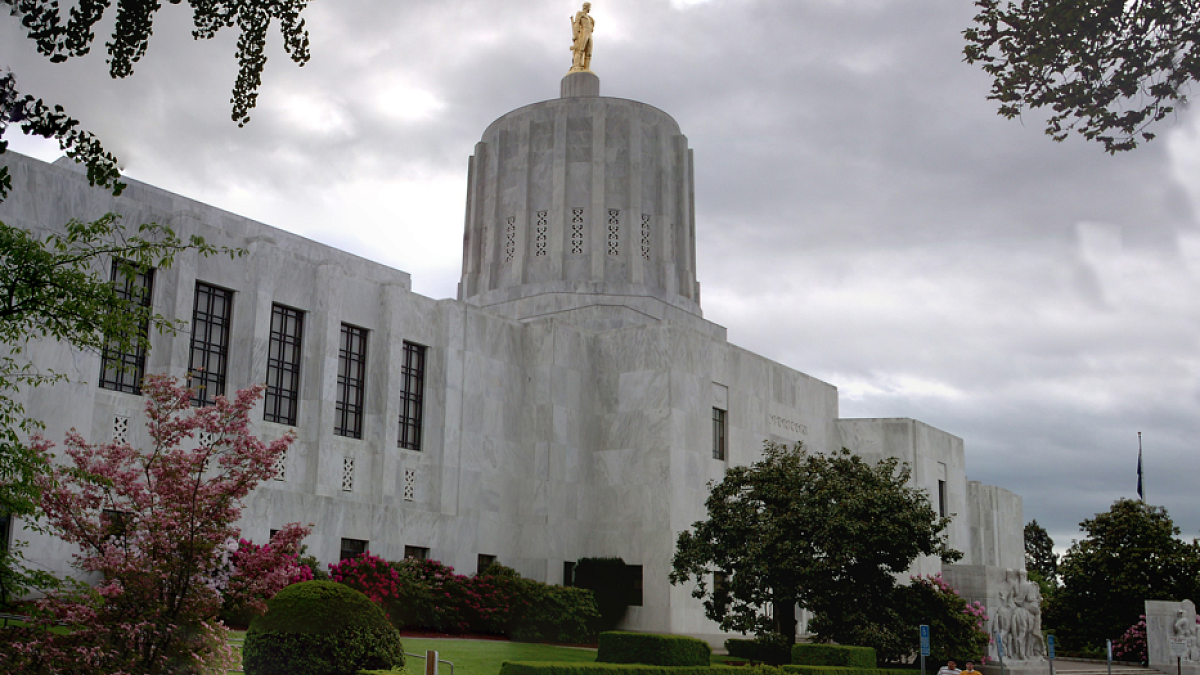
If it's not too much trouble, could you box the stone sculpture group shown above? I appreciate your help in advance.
[1173,607,1200,661]
[993,570,1045,661]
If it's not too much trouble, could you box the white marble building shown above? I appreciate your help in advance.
[0,70,1024,642]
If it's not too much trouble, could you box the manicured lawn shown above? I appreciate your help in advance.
[401,638,599,675]
[227,633,599,675]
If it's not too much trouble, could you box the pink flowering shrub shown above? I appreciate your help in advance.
[219,532,314,624]
[329,553,402,606]
[1113,616,1147,663]
[389,557,470,632]
[900,574,991,664]
[326,554,597,642]
[0,375,308,675]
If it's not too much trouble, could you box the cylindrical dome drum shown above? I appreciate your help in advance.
[457,74,701,319]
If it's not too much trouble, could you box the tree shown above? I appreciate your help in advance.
[1044,498,1200,651]
[0,375,310,675]
[963,0,1200,153]
[1025,519,1058,584]
[1,0,313,199]
[670,442,960,656]
[0,214,238,603]
[895,574,990,665]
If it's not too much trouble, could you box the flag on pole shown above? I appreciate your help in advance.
[1137,432,1144,502]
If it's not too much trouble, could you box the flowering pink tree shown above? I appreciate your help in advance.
[0,375,309,675]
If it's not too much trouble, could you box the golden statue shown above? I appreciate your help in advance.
[569,3,594,72]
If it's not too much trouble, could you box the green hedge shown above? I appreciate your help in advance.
[597,632,712,666]
[790,644,876,669]
[725,637,793,665]
[782,667,911,675]
[500,663,733,675]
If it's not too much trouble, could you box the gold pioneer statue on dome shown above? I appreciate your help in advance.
[569,3,594,72]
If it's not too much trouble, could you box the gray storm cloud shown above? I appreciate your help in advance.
[3,0,1199,548]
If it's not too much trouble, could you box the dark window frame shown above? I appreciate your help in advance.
[339,537,368,561]
[714,571,730,615]
[398,341,427,450]
[335,323,368,438]
[188,282,234,406]
[101,508,132,548]
[99,261,154,395]
[477,553,497,575]
[404,545,429,560]
[627,564,644,607]
[264,304,304,425]
[563,560,576,587]
[712,407,727,460]
[938,479,948,518]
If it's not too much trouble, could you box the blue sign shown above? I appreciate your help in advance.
[920,625,930,657]
[995,632,1005,659]
[1047,635,1056,660]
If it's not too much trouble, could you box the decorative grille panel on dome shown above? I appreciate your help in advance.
[608,209,620,256]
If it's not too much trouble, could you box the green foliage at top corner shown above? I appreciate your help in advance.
[250,580,389,635]
[962,0,1200,153]
[596,631,712,667]
[1045,498,1200,651]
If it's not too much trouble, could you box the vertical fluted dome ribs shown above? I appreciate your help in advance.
[457,72,701,322]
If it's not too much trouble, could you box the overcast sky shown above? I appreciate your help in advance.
[3,0,1199,553]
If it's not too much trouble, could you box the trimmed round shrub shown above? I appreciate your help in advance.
[242,580,405,675]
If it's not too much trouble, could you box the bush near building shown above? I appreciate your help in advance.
[242,580,404,675]
[329,554,599,643]
[596,632,711,666]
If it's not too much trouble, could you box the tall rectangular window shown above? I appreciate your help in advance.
[335,323,368,438]
[714,571,730,615]
[627,564,644,607]
[188,283,233,406]
[264,304,304,425]
[99,261,154,394]
[712,408,727,460]
[398,341,426,450]
[563,561,576,587]
[938,480,948,518]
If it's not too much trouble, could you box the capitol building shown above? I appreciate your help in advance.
[0,51,1025,644]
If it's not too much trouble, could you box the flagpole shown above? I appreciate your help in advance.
[1137,432,1144,503]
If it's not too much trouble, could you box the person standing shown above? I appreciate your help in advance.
[937,661,962,675]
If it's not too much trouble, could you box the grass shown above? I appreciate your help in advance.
[225,633,600,675]
[399,638,599,675]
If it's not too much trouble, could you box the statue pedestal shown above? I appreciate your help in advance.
[562,71,600,98]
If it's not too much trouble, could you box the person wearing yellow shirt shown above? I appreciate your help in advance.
[961,660,983,675]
